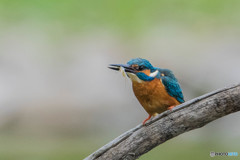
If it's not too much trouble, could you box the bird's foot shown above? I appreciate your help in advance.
[167,105,175,110]
[142,114,151,125]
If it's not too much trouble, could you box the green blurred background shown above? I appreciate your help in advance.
[0,0,240,160]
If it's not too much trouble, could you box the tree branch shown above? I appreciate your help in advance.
[84,83,240,160]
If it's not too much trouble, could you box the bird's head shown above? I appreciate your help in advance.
[108,58,159,83]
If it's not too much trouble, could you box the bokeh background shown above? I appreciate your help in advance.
[0,0,240,160]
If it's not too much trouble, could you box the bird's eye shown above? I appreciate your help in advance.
[138,65,144,71]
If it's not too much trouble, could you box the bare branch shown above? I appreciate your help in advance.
[84,83,240,160]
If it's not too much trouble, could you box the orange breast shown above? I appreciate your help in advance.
[132,78,180,115]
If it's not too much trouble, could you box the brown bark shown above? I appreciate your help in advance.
[84,84,240,160]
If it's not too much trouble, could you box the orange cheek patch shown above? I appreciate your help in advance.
[139,69,151,76]
[132,64,138,68]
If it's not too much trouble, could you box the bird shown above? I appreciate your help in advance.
[108,58,184,125]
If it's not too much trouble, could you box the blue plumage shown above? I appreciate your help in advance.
[127,58,155,72]
[157,68,185,103]
[136,72,155,81]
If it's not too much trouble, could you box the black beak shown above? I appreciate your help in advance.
[108,64,136,73]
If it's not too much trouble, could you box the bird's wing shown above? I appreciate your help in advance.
[161,76,185,103]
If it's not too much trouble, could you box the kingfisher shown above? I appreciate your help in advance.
[108,58,184,125]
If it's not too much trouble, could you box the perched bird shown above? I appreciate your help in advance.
[108,58,184,125]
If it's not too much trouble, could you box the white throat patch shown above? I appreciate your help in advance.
[119,67,158,83]
[119,66,143,83]
[126,72,143,83]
